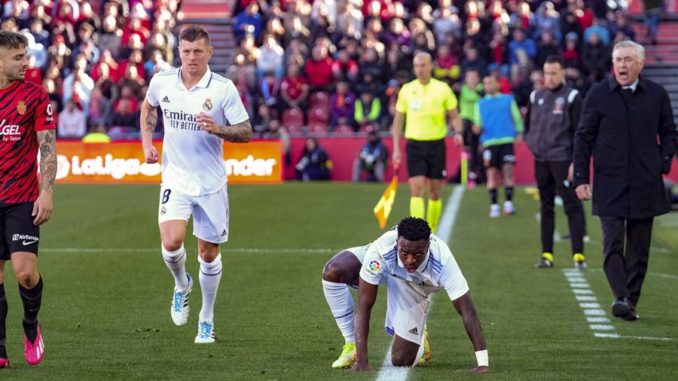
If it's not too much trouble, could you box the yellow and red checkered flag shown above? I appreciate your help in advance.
[373,166,398,229]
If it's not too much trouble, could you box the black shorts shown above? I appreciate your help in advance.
[0,202,40,260]
[482,143,515,169]
[406,139,447,179]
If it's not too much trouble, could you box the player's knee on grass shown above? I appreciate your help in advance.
[391,350,418,367]
[391,335,420,367]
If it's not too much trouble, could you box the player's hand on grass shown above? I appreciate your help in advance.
[197,113,219,134]
[351,361,374,372]
[143,144,159,164]
[32,191,53,225]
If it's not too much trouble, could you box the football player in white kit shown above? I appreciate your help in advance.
[322,244,432,368]
[350,217,489,373]
[139,26,252,343]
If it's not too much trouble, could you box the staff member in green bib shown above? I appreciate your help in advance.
[391,52,462,232]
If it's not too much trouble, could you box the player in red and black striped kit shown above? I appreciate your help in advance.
[0,31,56,368]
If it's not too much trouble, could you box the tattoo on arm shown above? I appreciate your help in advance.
[145,107,158,133]
[38,129,57,192]
[213,120,252,142]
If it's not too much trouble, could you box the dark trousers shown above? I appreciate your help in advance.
[534,161,586,255]
[462,119,485,183]
[600,216,654,306]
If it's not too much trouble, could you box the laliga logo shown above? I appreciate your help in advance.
[52,153,278,180]
[55,154,162,180]
[56,155,70,179]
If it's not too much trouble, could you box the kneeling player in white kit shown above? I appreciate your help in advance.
[350,217,489,373]
[322,244,432,368]
[140,26,251,343]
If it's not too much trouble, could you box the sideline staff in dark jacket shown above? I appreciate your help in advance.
[573,40,678,321]
[525,55,587,270]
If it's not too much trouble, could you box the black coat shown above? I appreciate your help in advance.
[573,76,678,218]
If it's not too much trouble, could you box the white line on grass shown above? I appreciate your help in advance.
[375,186,465,381]
[587,268,678,281]
[562,269,620,337]
[618,335,674,341]
[594,333,675,341]
[40,247,336,254]
[562,271,675,341]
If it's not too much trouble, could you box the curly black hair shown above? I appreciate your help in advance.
[397,217,431,241]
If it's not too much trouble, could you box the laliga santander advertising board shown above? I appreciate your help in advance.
[52,141,283,184]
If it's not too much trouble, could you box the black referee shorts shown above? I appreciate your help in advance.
[0,202,40,260]
[406,139,447,179]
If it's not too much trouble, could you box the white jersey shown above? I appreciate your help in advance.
[359,229,469,302]
[145,67,249,196]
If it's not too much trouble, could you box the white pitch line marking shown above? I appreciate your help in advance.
[583,309,607,316]
[587,268,678,281]
[586,317,611,323]
[563,270,624,339]
[566,277,586,283]
[572,289,593,294]
[579,303,602,309]
[375,349,409,381]
[589,324,615,331]
[40,247,336,254]
[621,335,674,341]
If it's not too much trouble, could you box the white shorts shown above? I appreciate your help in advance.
[347,245,368,264]
[384,276,431,345]
[158,184,230,244]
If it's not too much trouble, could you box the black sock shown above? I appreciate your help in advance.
[19,276,42,343]
[505,186,514,202]
[489,189,498,204]
[0,284,7,358]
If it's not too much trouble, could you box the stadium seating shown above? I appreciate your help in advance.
[282,107,304,132]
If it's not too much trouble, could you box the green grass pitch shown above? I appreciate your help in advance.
[1,183,676,380]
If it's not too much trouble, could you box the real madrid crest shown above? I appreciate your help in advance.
[202,98,213,111]
[17,100,26,115]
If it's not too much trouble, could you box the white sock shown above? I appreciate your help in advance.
[322,280,355,343]
[199,254,223,322]
[162,245,189,290]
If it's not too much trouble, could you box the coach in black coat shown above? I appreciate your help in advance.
[573,40,678,321]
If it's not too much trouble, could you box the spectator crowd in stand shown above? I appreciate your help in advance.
[2,0,640,141]
[232,0,638,138]
[2,0,180,139]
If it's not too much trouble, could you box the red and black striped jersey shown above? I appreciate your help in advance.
[0,80,55,205]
